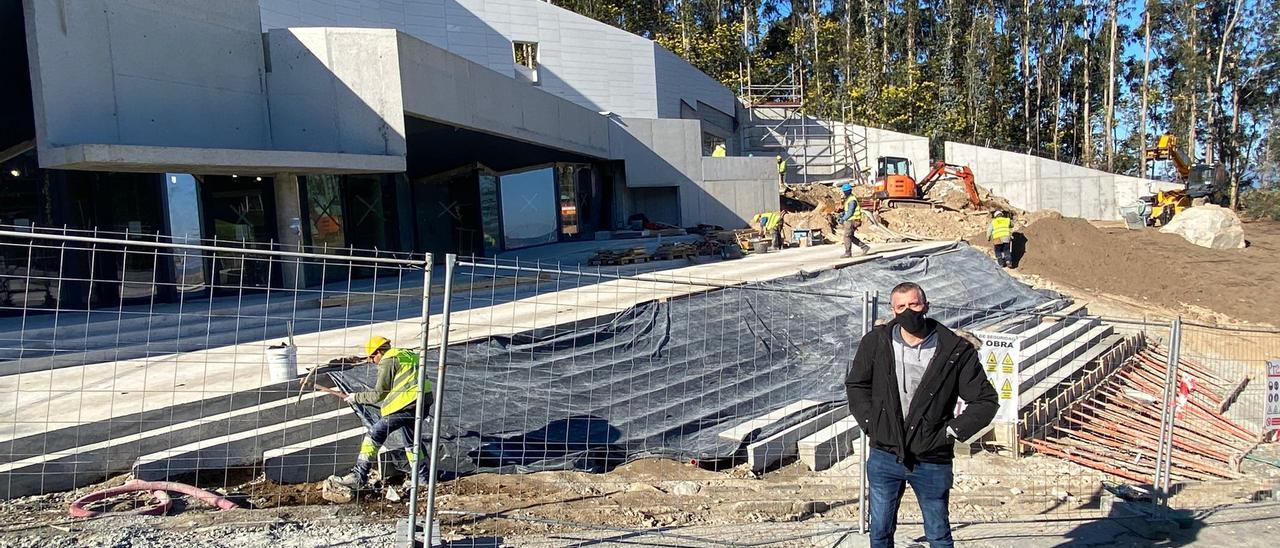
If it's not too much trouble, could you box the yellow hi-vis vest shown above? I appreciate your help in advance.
[990,217,1012,242]
[379,348,427,416]
[844,195,863,221]
[754,212,782,231]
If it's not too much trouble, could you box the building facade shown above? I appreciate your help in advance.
[1,0,778,311]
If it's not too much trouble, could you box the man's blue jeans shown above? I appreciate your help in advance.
[867,448,954,548]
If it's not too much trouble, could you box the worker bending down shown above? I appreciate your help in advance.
[328,335,430,491]
[838,184,871,258]
[752,210,785,250]
[987,211,1013,268]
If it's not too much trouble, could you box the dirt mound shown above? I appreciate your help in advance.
[1013,217,1280,325]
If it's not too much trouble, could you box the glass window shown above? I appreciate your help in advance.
[202,176,274,291]
[165,173,206,293]
[499,167,558,249]
[478,174,501,255]
[305,175,346,251]
[557,165,580,237]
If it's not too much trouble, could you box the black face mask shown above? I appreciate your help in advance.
[896,308,929,337]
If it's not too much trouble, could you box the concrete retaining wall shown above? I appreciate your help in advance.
[944,142,1180,220]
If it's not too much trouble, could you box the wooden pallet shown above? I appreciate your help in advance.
[587,247,651,266]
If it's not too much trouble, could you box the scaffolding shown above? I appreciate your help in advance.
[739,68,869,185]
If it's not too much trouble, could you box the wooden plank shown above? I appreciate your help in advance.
[746,406,849,472]
[718,399,825,442]
[798,416,861,471]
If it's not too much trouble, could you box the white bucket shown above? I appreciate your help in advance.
[265,345,299,383]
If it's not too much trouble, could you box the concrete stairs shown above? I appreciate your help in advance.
[0,375,360,498]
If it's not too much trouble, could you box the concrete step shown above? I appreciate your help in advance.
[1019,333,1125,407]
[719,399,824,442]
[747,405,848,472]
[263,426,367,484]
[1019,324,1114,394]
[1018,317,1099,370]
[132,407,357,482]
[0,391,341,498]
[0,376,323,466]
[1016,308,1085,349]
[798,416,860,471]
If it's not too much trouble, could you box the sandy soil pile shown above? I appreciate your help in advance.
[1011,217,1280,325]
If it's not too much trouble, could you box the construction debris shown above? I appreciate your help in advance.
[1023,344,1256,484]
[587,247,651,266]
[1159,204,1247,249]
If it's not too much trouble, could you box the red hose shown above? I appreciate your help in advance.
[68,480,239,518]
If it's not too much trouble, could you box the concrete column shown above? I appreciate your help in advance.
[273,172,306,289]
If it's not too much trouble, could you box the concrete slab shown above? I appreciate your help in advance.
[263,426,367,484]
[0,391,337,498]
[718,399,824,442]
[797,416,860,471]
[131,407,356,481]
[746,405,848,472]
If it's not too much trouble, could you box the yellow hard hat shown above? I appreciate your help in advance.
[364,336,390,357]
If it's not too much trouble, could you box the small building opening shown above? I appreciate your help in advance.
[513,41,539,85]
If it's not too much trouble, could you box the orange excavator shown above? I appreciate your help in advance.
[869,156,981,210]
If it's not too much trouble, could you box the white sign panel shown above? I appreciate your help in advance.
[1267,359,1280,441]
[974,331,1022,423]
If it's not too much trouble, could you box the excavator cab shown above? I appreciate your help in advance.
[874,156,916,200]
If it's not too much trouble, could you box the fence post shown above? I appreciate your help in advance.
[1153,317,1182,507]
[858,290,876,535]
[419,254,456,547]
[406,253,435,545]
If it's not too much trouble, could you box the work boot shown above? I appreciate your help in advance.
[859,244,871,255]
[840,252,852,259]
[328,470,369,490]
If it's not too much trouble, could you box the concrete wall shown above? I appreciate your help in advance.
[397,32,611,160]
[258,0,738,121]
[266,28,406,156]
[739,108,930,183]
[862,125,931,179]
[23,0,271,150]
[608,117,775,228]
[945,141,1180,220]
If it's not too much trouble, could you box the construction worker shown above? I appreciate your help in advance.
[327,336,430,491]
[751,210,785,250]
[711,143,727,157]
[987,210,1013,268]
[838,183,870,258]
[776,155,787,183]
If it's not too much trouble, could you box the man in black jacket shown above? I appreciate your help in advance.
[845,282,999,548]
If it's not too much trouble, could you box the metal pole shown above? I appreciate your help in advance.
[858,290,876,535]
[1153,317,1182,507]
[406,254,435,545]
[420,254,456,546]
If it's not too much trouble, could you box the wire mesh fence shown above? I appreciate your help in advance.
[0,227,1277,546]
[0,226,430,516]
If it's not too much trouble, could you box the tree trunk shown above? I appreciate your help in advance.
[906,0,916,87]
[1023,0,1031,147]
[1104,0,1118,172]
[1139,3,1151,178]
[1083,0,1093,168]
[1207,0,1247,166]
[1229,85,1241,208]
[1053,30,1063,161]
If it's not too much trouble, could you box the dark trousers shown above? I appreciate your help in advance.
[353,409,417,479]
[868,448,954,548]
[843,221,868,255]
[994,241,1012,267]
[769,228,782,250]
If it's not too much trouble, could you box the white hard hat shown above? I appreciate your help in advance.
[993,210,1005,217]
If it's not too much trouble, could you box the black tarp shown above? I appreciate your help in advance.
[331,244,1054,476]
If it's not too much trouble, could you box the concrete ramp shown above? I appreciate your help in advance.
[263,426,367,484]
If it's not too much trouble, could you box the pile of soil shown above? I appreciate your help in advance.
[1011,217,1280,325]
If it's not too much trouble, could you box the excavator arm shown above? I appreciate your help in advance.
[1144,134,1191,181]
[918,161,981,207]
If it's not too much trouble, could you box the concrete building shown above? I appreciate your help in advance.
[0,0,779,311]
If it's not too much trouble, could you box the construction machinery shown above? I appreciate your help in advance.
[869,157,981,210]
[1140,134,1224,226]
